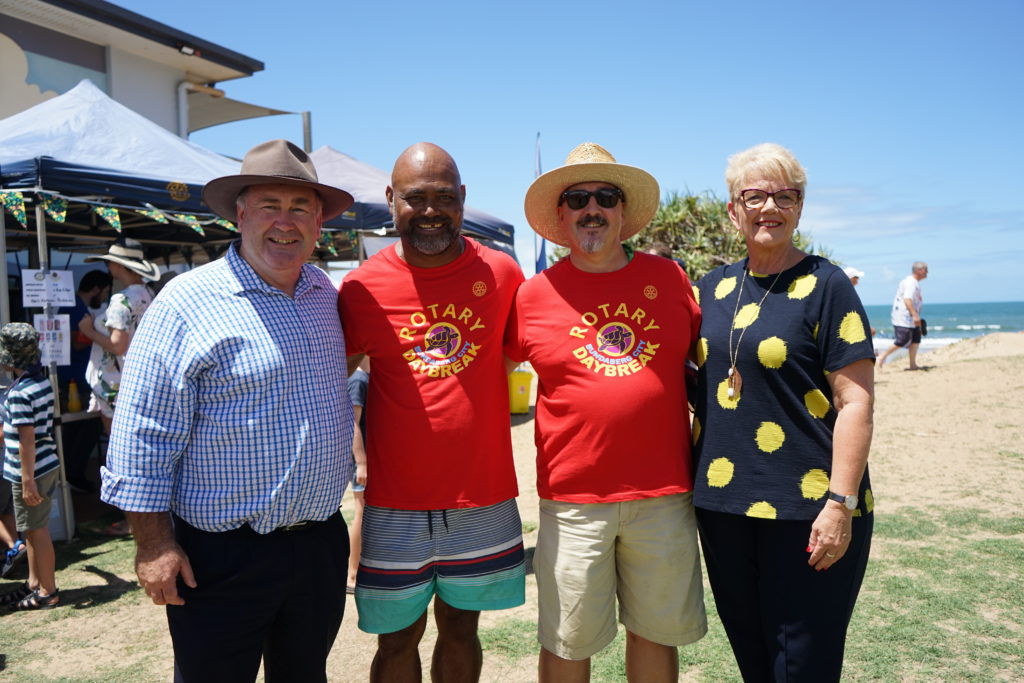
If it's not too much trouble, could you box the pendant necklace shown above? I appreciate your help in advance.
[726,263,784,399]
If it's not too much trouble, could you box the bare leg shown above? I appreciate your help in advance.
[0,512,17,549]
[907,342,921,370]
[625,631,677,682]
[431,596,482,682]
[539,647,589,683]
[347,491,365,589]
[371,610,427,683]
[876,344,901,369]
[24,526,57,596]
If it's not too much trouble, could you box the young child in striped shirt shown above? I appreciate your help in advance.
[0,323,60,610]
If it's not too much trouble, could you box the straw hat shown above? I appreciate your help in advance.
[524,142,659,247]
[203,139,354,221]
[85,238,161,282]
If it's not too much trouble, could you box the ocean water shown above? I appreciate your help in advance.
[864,301,1024,354]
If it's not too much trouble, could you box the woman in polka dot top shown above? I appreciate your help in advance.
[691,143,876,682]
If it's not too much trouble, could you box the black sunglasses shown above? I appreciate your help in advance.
[558,188,625,211]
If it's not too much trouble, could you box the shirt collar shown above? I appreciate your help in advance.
[224,243,323,298]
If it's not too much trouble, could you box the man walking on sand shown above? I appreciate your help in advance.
[101,140,356,682]
[505,142,707,682]
[877,261,928,370]
[338,142,526,682]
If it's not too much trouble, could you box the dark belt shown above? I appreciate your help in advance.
[275,520,317,532]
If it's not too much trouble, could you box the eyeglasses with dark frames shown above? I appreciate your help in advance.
[559,188,626,211]
[738,188,802,210]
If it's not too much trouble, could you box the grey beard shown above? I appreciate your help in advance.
[408,226,457,255]
[579,232,608,254]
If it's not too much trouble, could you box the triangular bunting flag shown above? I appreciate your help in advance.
[0,191,27,227]
[93,206,122,232]
[40,195,67,223]
[172,214,205,236]
[136,208,169,224]
[213,218,237,232]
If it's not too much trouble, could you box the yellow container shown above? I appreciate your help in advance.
[508,369,533,414]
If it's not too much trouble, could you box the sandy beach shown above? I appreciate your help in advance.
[7,332,1024,681]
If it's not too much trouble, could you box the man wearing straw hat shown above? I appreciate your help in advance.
[505,143,706,682]
[101,140,356,682]
[338,142,526,682]
[80,239,160,436]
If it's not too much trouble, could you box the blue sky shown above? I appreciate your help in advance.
[124,0,1023,305]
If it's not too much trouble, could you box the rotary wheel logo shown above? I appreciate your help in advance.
[166,182,190,202]
[643,285,658,300]
[423,322,462,360]
[472,281,487,297]
[596,322,636,357]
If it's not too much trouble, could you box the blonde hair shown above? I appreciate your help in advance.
[725,143,807,199]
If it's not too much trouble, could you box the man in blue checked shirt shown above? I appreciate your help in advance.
[101,140,356,683]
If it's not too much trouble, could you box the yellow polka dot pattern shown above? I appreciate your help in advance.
[800,469,830,499]
[757,336,787,369]
[839,311,868,344]
[733,302,761,329]
[787,274,817,300]
[692,416,701,445]
[696,337,708,368]
[716,378,741,410]
[746,501,777,519]
[813,321,820,340]
[755,422,785,453]
[692,284,701,305]
[714,276,737,300]
[804,389,830,418]
[707,457,734,487]
[864,489,874,513]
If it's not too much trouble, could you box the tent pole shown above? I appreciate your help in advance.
[302,111,312,152]
[35,200,75,542]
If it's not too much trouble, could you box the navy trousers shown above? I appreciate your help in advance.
[168,513,349,683]
[696,508,872,683]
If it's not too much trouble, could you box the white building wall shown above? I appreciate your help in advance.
[107,47,182,134]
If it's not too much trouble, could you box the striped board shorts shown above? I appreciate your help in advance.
[355,498,527,634]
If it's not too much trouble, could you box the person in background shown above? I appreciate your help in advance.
[345,357,369,594]
[842,266,863,286]
[0,481,27,577]
[80,240,160,536]
[647,240,688,272]
[100,139,356,682]
[0,323,60,610]
[876,261,929,371]
[692,143,875,681]
[843,266,876,337]
[506,142,707,682]
[57,269,112,493]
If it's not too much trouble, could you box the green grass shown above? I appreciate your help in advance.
[478,507,1024,682]
[3,507,1022,681]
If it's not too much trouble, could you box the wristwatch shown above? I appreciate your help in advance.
[827,491,858,510]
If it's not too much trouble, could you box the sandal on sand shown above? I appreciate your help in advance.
[12,588,60,611]
[0,582,33,606]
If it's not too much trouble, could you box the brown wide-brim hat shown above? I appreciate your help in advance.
[524,142,660,247]
[203,139,354,222]
[85,238,161,281]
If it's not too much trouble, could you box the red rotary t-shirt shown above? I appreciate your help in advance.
[504,252,701,503]
[338,238,524,510]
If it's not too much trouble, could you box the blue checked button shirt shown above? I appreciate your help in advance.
[100,244,354,533]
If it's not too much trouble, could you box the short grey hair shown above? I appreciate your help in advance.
[725,143,807,200]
